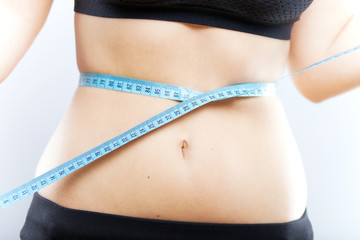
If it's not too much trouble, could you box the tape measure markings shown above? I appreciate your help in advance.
[79,72,204,101]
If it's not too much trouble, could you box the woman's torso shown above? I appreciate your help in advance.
[35,13,308,224]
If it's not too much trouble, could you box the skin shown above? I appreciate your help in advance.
[0,0,359,222]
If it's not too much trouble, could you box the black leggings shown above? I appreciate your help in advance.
[20,192,314,240]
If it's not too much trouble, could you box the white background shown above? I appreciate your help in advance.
[0,1,359,239]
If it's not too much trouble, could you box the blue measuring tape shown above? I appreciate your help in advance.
[0,45,359,210]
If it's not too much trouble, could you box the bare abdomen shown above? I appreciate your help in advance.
[35,86,307,224]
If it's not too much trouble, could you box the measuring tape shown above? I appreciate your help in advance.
[0,73,276,210]
[0,45,359,210]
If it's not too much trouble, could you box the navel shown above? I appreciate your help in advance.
[180,139,189,159]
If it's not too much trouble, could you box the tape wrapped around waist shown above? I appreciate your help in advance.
[1,44,359,210]
[0,73,277,210]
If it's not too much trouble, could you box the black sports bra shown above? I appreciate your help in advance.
[74,0,314,40]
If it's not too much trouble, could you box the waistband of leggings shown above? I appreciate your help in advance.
[21,192,314,239]
[33,191,309,228]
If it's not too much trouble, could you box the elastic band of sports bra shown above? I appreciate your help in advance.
[0,44,359,210]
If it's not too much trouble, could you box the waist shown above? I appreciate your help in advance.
[35,72,307,224]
